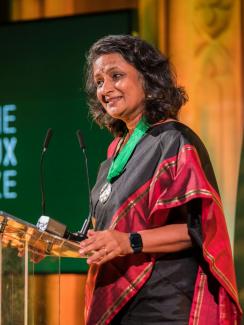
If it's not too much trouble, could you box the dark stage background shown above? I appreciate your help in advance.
[0,10,134,272]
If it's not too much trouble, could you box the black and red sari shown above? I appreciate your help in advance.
[85,121,242,324]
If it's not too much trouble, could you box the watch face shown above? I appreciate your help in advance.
[130,232,143,253]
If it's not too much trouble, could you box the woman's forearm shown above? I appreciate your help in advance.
[79,224,192,265]
[138,224,192,253]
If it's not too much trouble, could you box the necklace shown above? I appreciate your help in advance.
[99,118,150,204]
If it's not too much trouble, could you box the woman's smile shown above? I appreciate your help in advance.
[104,95,123,106]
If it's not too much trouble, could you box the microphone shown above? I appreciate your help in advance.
[76,129,92,240]
[36,215,85,242]
[43,128,53,153]
[76,129,85,150]
[40,128,53,216]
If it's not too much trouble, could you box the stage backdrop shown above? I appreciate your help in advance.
[0,10,135,272]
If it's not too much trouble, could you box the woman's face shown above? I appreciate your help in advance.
[93,53,145,125]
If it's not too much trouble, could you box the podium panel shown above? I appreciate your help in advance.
[1,243,26,325]
[0,211,83,325]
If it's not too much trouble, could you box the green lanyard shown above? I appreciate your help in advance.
[107,118,150,183]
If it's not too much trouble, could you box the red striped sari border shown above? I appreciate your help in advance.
[192,273,206,325]
[203,247,239,302]
[97,262,153,325]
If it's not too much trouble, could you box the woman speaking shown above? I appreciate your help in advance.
[79,35,242,324]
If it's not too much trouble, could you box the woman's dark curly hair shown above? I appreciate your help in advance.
[85,34,188,136]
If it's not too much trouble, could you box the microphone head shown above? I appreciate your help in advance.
[36,215,67,238]
[43,128,53,150]
[76,129,85,149]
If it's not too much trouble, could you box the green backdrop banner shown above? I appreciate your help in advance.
[0,11,135,272]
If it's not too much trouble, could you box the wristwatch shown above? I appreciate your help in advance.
[129,232,143,253]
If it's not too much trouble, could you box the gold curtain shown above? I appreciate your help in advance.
[139,0,243,245]
[10,0,138,20]
[138,0,167,51]
[32,274,86,325]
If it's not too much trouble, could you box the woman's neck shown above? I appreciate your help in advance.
[125,113,143,135]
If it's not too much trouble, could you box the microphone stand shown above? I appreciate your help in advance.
[36,128,90,243]
[40,128,53,216]
[76,130,93,240]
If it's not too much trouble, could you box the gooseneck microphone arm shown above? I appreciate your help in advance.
[37,128,86,242]
[40,128,53,216]
[76,130,91,209]
[76,129,93,239]
[37,128,92,242]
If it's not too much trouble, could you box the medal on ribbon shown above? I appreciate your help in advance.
[99,118,149,204]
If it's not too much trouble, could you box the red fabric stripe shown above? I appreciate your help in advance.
[107,137,120,158]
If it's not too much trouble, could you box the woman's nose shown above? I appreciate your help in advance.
[101,78,114,94]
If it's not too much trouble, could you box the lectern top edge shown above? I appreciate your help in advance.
[0,211,82,258]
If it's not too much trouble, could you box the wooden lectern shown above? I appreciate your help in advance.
[0,211,84,325]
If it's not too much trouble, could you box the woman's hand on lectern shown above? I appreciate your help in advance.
[79,229,132,265]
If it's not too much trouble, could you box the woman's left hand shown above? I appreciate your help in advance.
[79,229,132,265]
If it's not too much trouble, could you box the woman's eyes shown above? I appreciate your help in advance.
[95,73,124,88]
[112,73,123,80]
[96,80,104,88]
